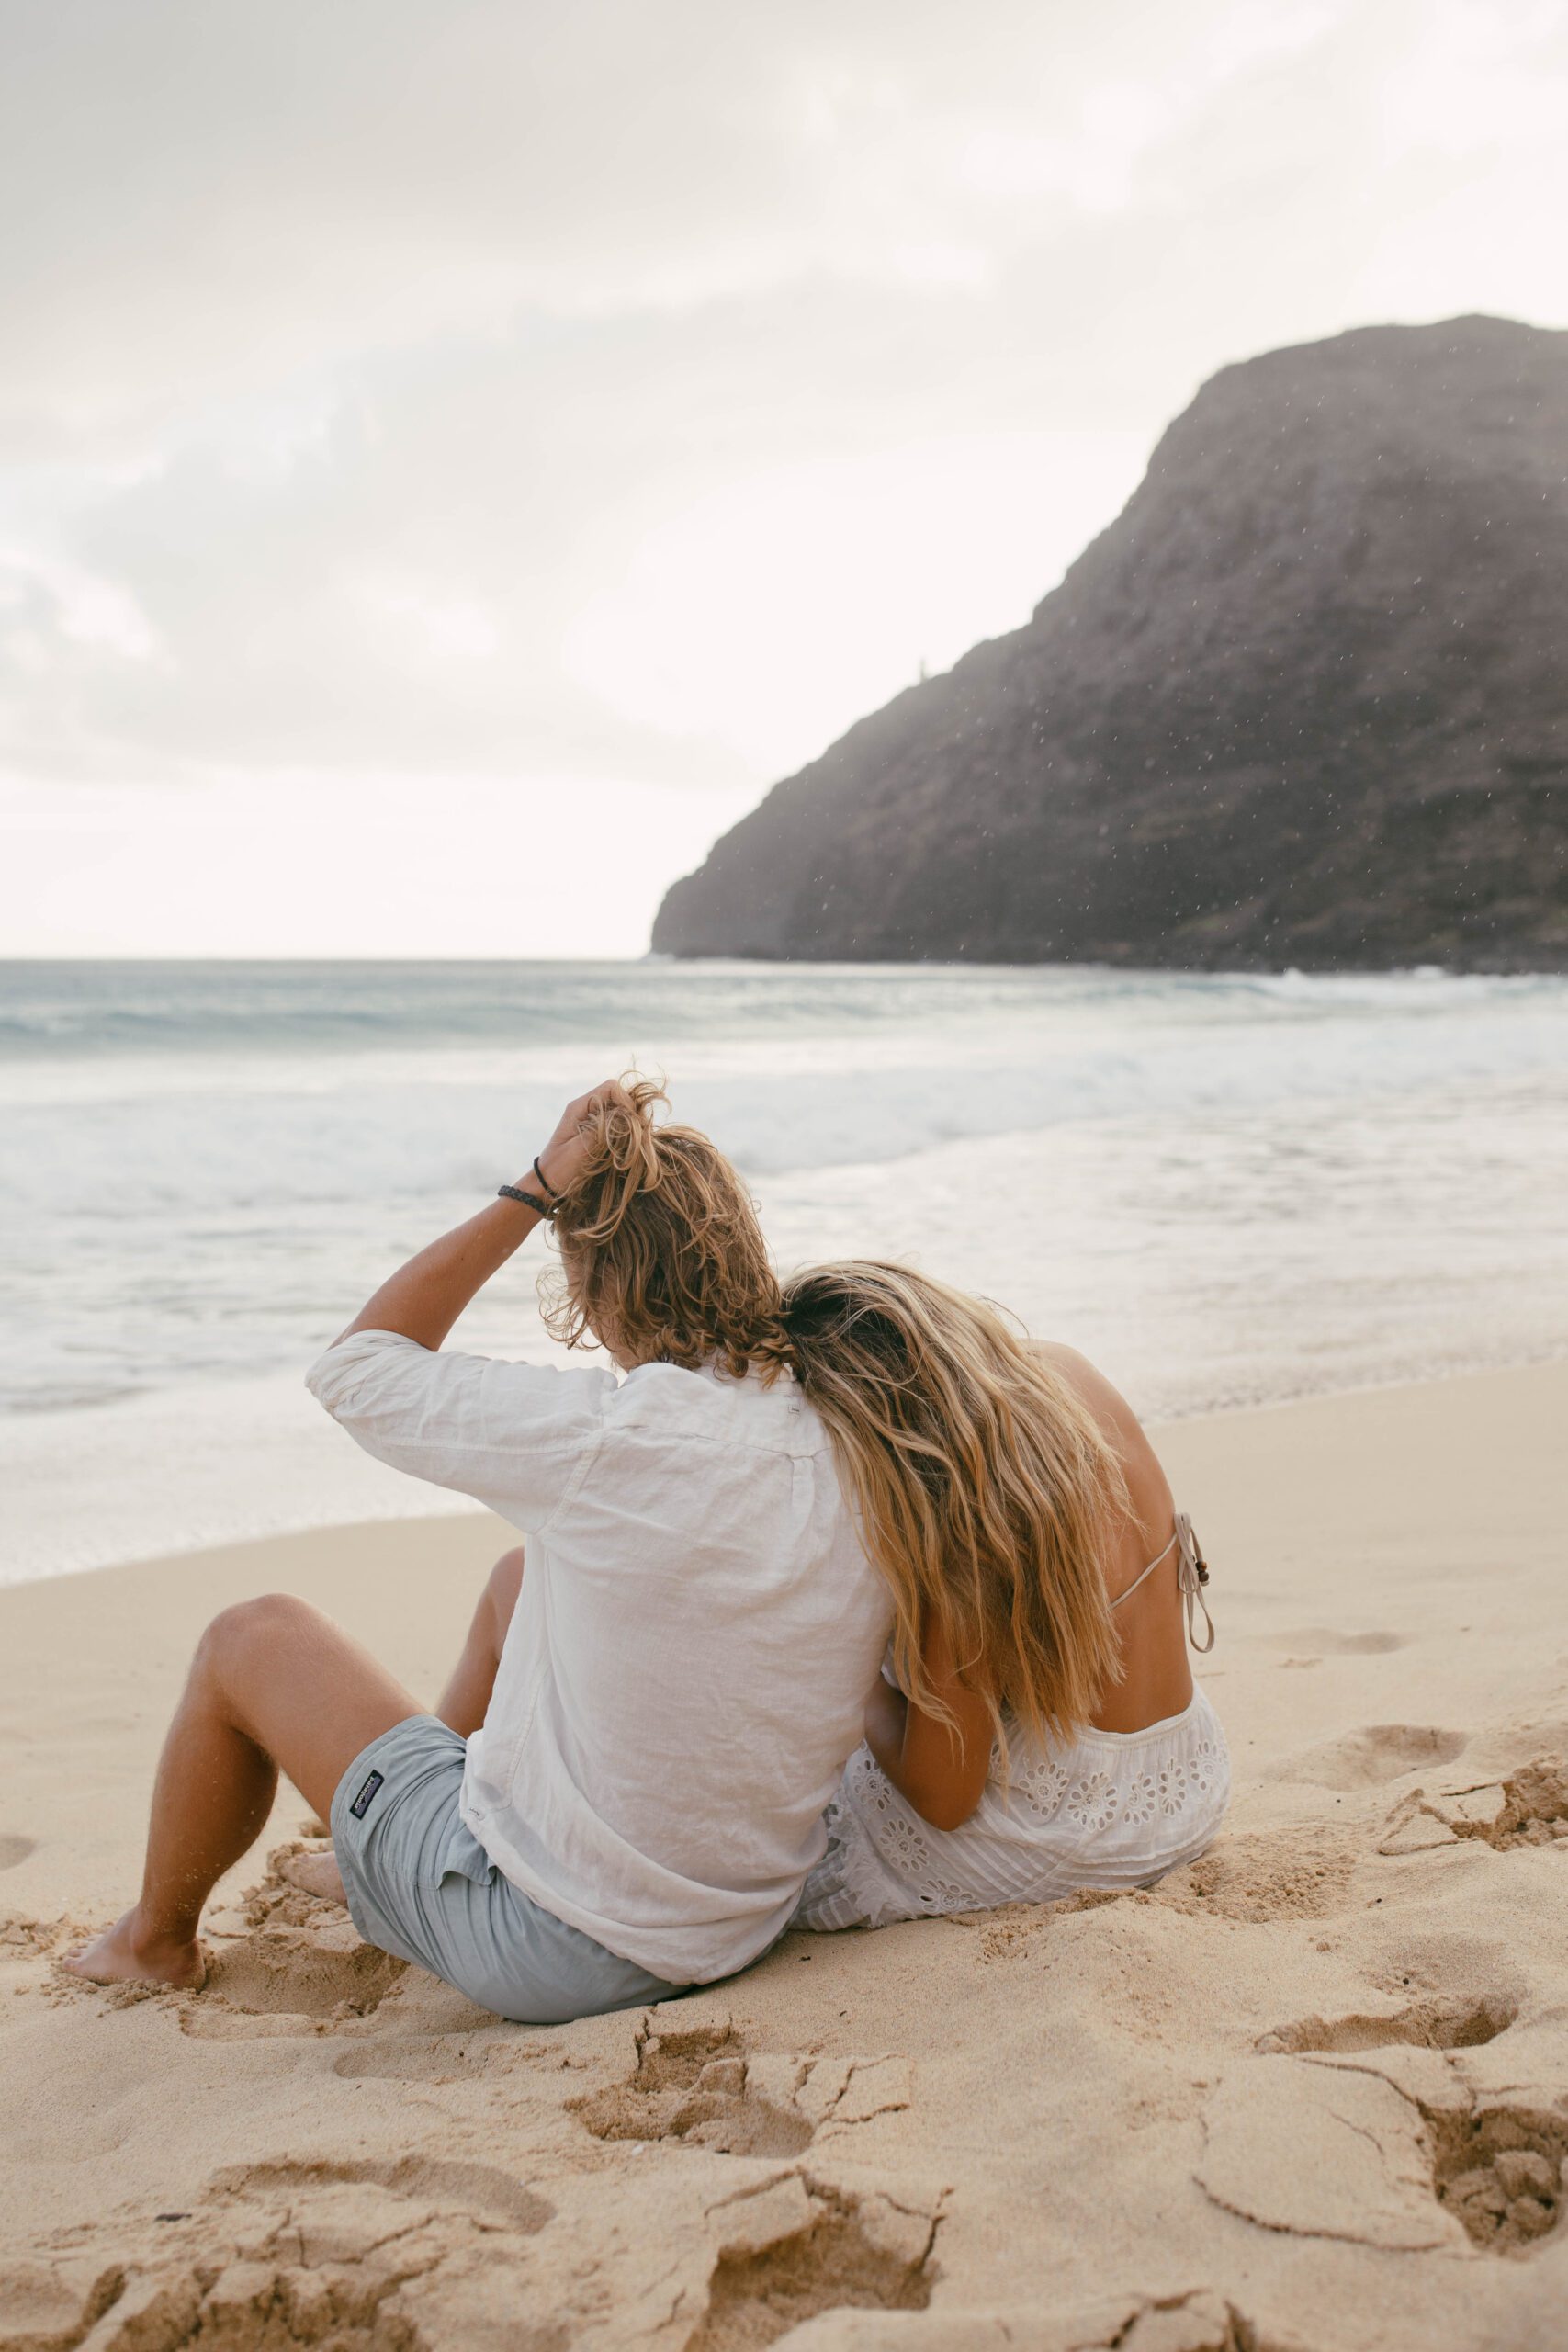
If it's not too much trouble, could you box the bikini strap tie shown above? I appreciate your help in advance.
[1174,1511,1216,1654]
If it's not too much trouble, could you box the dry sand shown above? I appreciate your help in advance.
[2,1363,1566,2352]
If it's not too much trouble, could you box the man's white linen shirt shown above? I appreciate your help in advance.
[305,1330,893,1984]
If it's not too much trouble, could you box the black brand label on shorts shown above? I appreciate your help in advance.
[349,1769,385,1820]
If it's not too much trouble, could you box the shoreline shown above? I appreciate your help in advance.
[6,1333,1567,1593]
[4,1361,1568,2348]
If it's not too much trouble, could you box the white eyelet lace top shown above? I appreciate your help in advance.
[794,1514,1230,1933]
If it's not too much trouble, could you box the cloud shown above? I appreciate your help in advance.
[0,0,1357,458]
[0,0,1564,951]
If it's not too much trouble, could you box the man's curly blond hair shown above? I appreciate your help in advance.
[541,1074,794,1381]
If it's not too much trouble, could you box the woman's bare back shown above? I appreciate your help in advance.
[1034,1343,1197,1734]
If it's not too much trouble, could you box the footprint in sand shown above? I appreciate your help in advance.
[1433,2102,1568,2251]
[570,2018,913,2158]
[1197,2058,1450,2256]
[1258,1991,1517,2054]
[20,2150,557,2352]
[688,2175,934,2350]
[181,1846,405,2038]
[1270,1724,1467,1792]
[1268,1628,1411,1657]
[1201,2048,1566,2260]
[1380,1755,1568,1854]
[0,1834,36,1871]
[1442,1758,1568,1849]
[182,1923,405,2037]
[21,2114,937,2352]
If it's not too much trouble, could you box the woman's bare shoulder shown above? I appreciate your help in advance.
[1032,1340,1148,1455]
[1033,1340,1176,1560]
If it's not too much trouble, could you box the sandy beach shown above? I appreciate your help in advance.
[1,1362,1564,2350]
[7,1,1568,2342]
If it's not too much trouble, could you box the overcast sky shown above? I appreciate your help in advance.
[3,0,1564,957]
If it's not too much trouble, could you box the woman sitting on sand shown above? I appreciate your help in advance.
[67,1078,1224,2017]
[783,1260,1225,1933]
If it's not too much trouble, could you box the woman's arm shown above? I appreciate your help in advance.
[863,1620,995,1832]
[330,1080,619,1351]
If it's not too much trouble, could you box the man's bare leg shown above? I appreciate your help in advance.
[435,1545,525,1736]
[64,1595,421,1989]
[286,1546,525,1910]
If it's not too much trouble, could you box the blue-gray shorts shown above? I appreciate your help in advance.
[329,1714,685,2025]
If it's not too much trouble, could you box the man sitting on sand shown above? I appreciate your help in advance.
[66,1080,895,2017]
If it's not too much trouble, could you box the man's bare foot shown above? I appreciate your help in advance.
[62,1907,206,1991]
[282,1849,347,1905]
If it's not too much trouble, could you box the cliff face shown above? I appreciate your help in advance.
[652,316,1567,968]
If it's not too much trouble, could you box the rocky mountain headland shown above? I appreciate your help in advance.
[653,315,1566,968]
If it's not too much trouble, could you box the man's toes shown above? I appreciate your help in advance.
[61,1938,107,1982]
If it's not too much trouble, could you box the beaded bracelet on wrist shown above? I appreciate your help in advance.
[498,1183,553,1217]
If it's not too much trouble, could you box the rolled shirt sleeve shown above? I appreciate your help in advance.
[305,1329,618,1532]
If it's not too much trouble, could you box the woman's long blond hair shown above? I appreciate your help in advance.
[782,1261,1127,1752]
[546,1080,1127,1747]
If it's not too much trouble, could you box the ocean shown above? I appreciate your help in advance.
[3,958,1566,1584]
